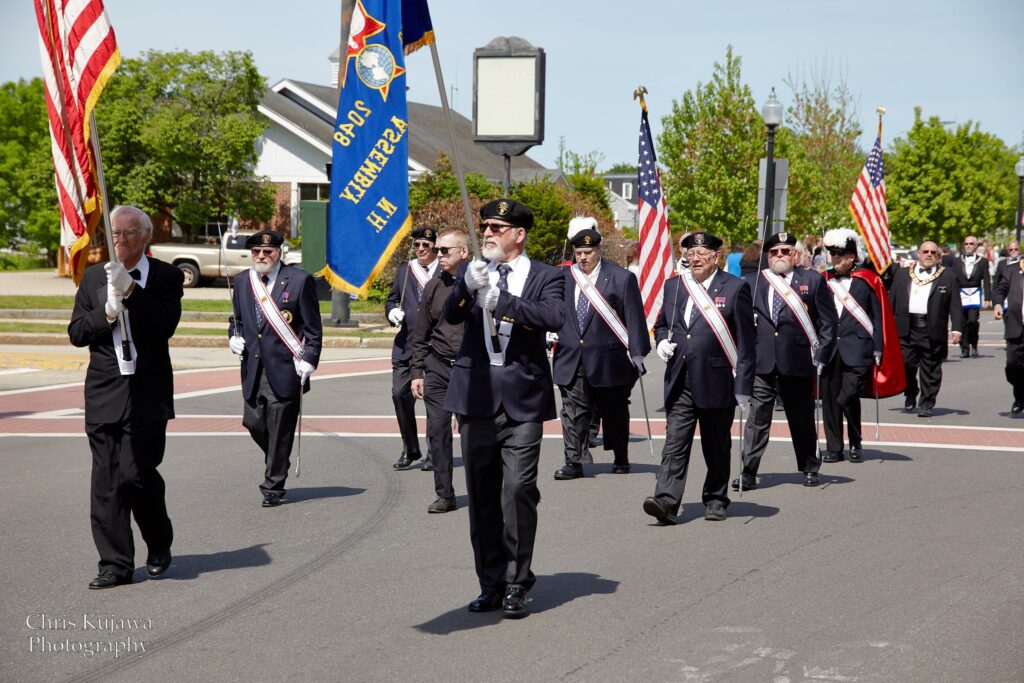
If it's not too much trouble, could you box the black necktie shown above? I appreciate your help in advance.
[129,269,141,281]
[413,266,424,302]
[771,288,784,325]
[577,287,590,333]
[255,275,269,327]
[496,264,511,292]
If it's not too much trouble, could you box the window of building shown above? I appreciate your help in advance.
[622,182,633,200]
[299,183,331,201]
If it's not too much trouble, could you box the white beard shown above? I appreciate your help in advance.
[253,261,274,275]
[482,243,506,262]
[770,260,792,275]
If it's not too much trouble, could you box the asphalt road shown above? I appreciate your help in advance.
[1,331,1022,682]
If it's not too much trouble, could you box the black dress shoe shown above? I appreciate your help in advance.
[642,496,677,525]
[262,493,285,507]
[427,496,457,513]
[421,461,434,472]
[89,570,132,589]
[1012,401,1023,415]
[468,591,503,612]
[848,446,863,463]
[730,475,756,491]
[704,501,727,521]
[553,463,583,480]
[146,552,172,578]
[917,406,933,418]
[971,346,979,357]
[904,397,916,412]
[961,348,970,359]
[502,585,529,618]
[803,472,820,487]
[610,463,631,474]
[393,452,422,470]
[822,451,844,463]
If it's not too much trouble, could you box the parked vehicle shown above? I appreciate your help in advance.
[149,232,301,288]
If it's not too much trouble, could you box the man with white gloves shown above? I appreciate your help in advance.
[228,230,322,507]
[385,226,439,470]
[644,231,755,525]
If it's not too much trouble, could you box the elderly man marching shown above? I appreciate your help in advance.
[551,217,650,479]
[643,231,755,525]
[993,255,1024,414]
[733,231,836,491]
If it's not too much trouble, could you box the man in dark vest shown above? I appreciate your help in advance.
[955,235,991,358]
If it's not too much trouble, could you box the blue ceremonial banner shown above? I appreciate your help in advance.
[322,0,412,297]
[400,0,434,55]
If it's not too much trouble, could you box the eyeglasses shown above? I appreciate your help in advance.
[1009,247,1021,252]
[250,248,277,256]
[433,246,463,256]
[768,247,794,256]
[688,249,718,261]
[413,241,434,249]
[918,249,939,255]
[480,222,515,234]
[964,241,977,246]
[111,230,140,239]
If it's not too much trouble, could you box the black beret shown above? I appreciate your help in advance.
[680,231,723,250]
[826,239,858,255]
[479,198,533,229]
[569,228,602,248]
[411,226,437,242]
[244,230,283,249]
[764,231,797,251]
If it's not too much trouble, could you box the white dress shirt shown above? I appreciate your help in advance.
[909,266,935,315]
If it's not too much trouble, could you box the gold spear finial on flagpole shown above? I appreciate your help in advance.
[876,105,886,135]
[634,86,648,112]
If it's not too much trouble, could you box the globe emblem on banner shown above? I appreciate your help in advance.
[356,45,397,90]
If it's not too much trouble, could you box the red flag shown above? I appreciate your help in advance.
[34,0,120,284]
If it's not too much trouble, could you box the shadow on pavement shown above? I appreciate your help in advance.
[285,486,366,503]
[867,450,912,462]
[755,472,854,488]
[159,543,272,580]
[413,572,619,634]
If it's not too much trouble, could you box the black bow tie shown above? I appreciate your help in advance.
[918,266,934,275]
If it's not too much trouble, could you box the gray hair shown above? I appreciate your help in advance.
[110,205,153,237]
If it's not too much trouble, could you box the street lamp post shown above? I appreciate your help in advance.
[1015,156,1024,244]
[760,88,783,264]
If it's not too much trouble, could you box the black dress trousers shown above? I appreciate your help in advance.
[901,326,945,410]
[391,359,423,460]
[821,357,869,453]
[243,365,300,496]
[741,371,819,476]
[423,352,456,499]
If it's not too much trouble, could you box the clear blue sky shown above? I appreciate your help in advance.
[4,0,1021,170]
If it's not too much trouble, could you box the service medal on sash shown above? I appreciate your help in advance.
[282,310,293,324]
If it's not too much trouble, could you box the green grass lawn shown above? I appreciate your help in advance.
[0,321,393,337]
[0,295,384,315]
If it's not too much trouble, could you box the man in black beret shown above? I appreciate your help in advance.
[386,226,439,470]
[443,197,564,618]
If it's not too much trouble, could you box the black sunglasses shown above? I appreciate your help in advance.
[432,246,463,255]
[413,241,434,249]
[250,248,277,256]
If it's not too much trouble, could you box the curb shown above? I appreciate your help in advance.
[0,334,394,349]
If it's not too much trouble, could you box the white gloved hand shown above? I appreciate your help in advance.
[814,361,824,376]
[656,339,677,362]
[387,308,405,326]
[873,351,882,367]
[546,332,559,344]
[294,359,315,383]
[104,282,124,320]
[735,394,750,408]
[105,261,134,295]
[464,259,490,293]
[229,335,245,355]
[477,286,499,312]
[631,355,646,375]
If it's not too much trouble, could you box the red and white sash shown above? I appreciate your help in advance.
[762,270,819,352]
[408,260,430,291]
[827,278,874,337]
[681,271,738,374]
[571,264,629,349]
[250,268,304,360]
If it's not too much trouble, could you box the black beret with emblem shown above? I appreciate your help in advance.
[764,231,797,251]
[411,226,438,243]
[244,230,284,249]
[479,198,534,229]
[680,231,723,250]
[569,228,602,248]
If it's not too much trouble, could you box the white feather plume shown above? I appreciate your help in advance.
[567,216,599,240]
[823,228,866,263]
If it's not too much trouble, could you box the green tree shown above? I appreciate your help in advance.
[96,50,274,240]
[604,162,638,175]
[658,46,763,244]
[558,147,610,213]
[0,78,60,258]
[887,108,1018,245]
[407,152,496,214]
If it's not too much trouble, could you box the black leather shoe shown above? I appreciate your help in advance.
[971,346,979,357]
[89,570,132,589]
[393,452,421,470]
[502,585,529,618]
[704,501,727,521]
[904,398,916,412]
[146,552,172,578]
[468,591,503,612]
[1012,401,1023,415]
[730,475,756,491]
[822,451,844,463]
[642,496,677,525]
[553,463,583,480]
[848,446,863,463]
[610,463,631,474]
[803,472,820,487]
[917,406,933,418]
[262,493,285,507]
[427,497,457,513]
[421,461,434,472]
[961,348,970,359]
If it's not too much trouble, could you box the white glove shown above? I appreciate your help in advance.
[477,286,499,312]
[229,335,245,355]
[656,339,677,362]
[387,308,405,326]
[546,332,559,344]
[105,261,134,295]
[873,352,882,367]
[735,394,750,408]
[814,361,824,376]
[464,259,490,293]
[631,355,646,375]
[104,282,124,320]
[294,359,315,383]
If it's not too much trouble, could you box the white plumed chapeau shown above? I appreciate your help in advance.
[823,228,867,263]
[567,216,599,240]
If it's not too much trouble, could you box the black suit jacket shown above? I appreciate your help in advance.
[994,257,1021,293]
[442,258,564,421]
[743,267,836,378]
[888,266,963,342]
[993,262,1024,340]
[385,260,436,361]
[551,259,650,388]
[230,264,323,400]
[653,269,755,409]
[68,258,183,423]
[817,271,884,367]
[955,255,991,299]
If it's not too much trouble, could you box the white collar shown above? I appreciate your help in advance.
[123,255,150,287]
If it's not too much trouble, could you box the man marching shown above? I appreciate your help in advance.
[993,256,1024,414]
[386,227,439,470]
[551,217,650,479]
[733,231,836,490]
[229,230,322,507]
[955,235,992,358]
[643,231,755,525]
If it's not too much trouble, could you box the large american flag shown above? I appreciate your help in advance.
[636,106,673,329]
[850,123,892,272]
[34,0,120,284]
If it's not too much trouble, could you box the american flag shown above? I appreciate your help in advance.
[636,106,673,329]
[34,0,120,284]
[850,122,892,273]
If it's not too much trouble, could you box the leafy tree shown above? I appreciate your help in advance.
[511,178,617,263]
[408,152,496,214]
[96,50,274,240]
[557,147,610,213]
[887,108,1018,245]
[604,162,638,175]
[657,46,764,244]
[0,78,60,258]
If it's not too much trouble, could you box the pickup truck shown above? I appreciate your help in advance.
[149,232,302,288]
